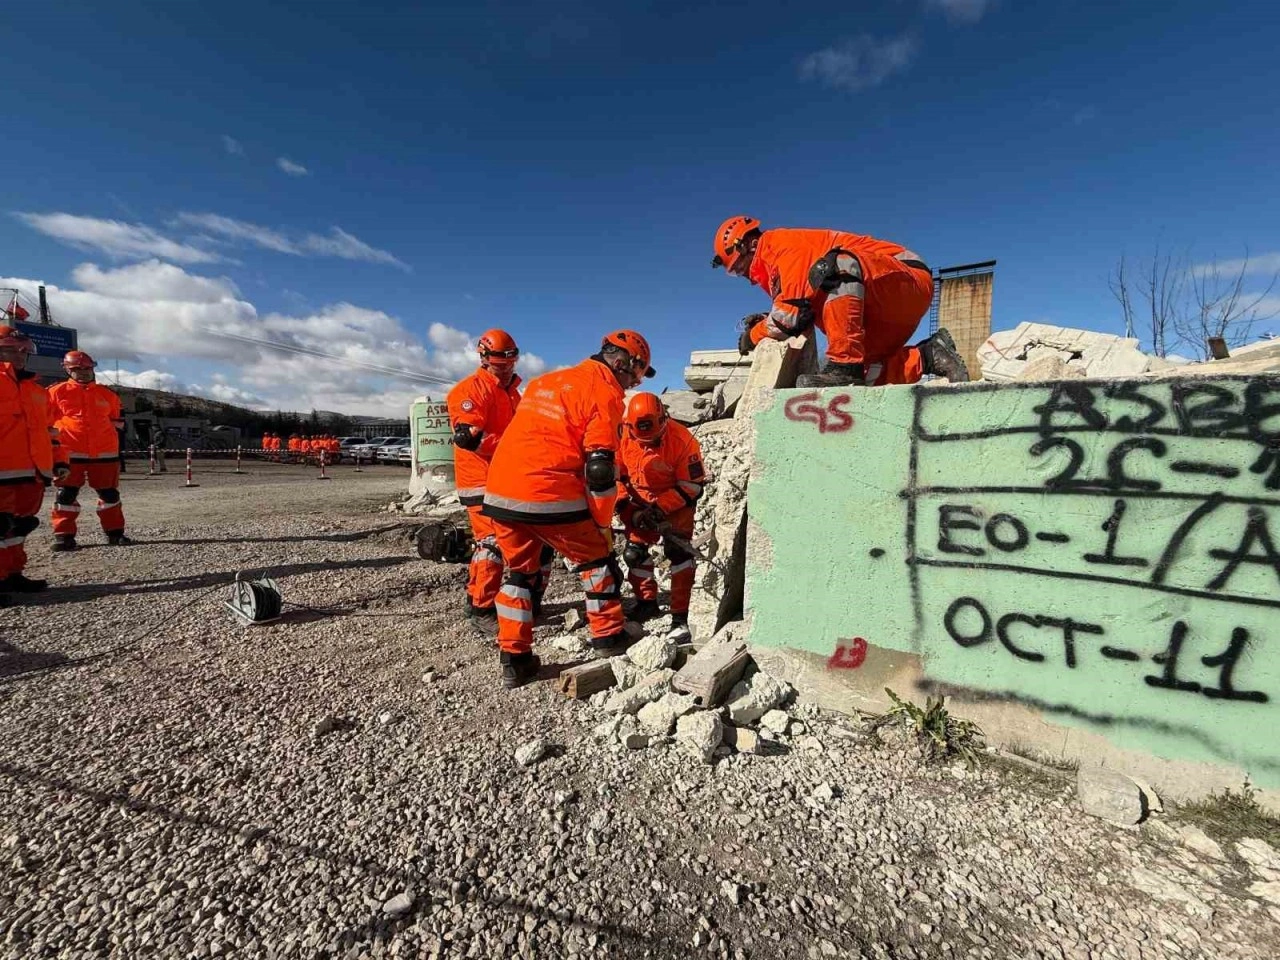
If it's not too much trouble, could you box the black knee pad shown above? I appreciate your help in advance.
[622,542,650,568]
[505,570,536,589]
[663,540,693,565]
[97,487,121,504]
[55,485,81,506]
[538,544,556,566]
[12,515,39,536]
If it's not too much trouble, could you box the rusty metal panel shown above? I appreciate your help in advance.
[938,271,994,378]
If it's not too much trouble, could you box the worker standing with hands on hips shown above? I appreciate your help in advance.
[0,326,62,598]
[447,328,532,635]
[616,392,706,644]
[482,330,655,689]
[48,350,133,551]
[711,215,970,387]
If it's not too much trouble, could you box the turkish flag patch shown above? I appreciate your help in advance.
[461,400,475,412]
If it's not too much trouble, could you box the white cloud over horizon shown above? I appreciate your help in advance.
[0,263,543,418]
[16,210,408,272]
[1190,251,1280,279]
[14,212,224,264]
[799,34,918,93]
[926,0,994,24]
[276,157,309,177]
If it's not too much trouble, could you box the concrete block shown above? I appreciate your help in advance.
[1077,766,1147,825]
[661,390,714,426]
[736,336,819,419]
[685,361,753,392]
[1015,354,1086,381]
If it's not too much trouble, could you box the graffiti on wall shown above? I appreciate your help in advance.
[896,377,1280,770]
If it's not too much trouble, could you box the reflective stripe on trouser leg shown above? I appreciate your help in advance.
[468,536,504,609]
[575,556,623,639]
[495,570,536,655]
[96,490,124,534]
[627,560,657,601]
[51,501,81,537]
[668,559,696,615]
[820,289,867,366]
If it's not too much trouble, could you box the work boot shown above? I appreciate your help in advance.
[106,531,134,546]
[588,631,625,651]
[627,599,661,623]
[51,535,77,553]
[795,362,866,388]
[3,573,48,593]
[666,613,692,645]
[500,651,541,689]
[920,328,970,382]
[467,598,498,637]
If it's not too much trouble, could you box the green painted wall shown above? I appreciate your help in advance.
[748,376,1280,784]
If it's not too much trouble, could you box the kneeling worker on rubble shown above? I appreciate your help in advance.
[617,392,705,644]
[446,328,535,635]
[48,351,133,551]
[481,330,655,689]
[711,215,970,387]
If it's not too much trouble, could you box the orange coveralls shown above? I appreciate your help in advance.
[482,358,625,653]
[0,363,56,579]
[47,380,126,538]
[618,420,705,615]
[747,228,934,385]
[447,366,522,611]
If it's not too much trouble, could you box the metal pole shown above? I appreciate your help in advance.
[184,448,200,488]
[318,448,330,481]
[148,445,157,477]
[235,445,244,474]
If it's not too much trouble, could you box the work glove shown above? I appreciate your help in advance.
[633,504,664,533]
[738,313,766,356]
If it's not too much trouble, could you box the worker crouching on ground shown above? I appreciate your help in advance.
[617,392,705,644]
[447,328,537,635]
[711,215,970,387]
[0,326,62,598]
[482,330,655,689]
[48,351,133,551]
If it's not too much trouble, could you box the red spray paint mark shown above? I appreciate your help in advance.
[783,392,854,434]
[828,636,868,670]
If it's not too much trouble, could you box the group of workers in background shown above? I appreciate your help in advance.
[1,330,133,606]
[448,216,968,689]
[261,432,342,463]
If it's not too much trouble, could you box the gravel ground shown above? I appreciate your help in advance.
[2,460,1278,959]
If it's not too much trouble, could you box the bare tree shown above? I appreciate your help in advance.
[1178,250,1280,359]
[1109,247,1184,357]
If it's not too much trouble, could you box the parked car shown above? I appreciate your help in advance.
[396,444,412,466]
[337,436,365,462]
[376,438,411,463]
[348,436,394,461]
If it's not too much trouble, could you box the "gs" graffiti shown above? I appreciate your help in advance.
[827,637,868,669]
[783,392,854,434]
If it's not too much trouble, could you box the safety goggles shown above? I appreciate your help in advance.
[482,348,519,362]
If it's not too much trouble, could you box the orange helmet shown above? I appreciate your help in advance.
[478,329,519,366]
[711,215,761,272]
[601,329,655,379]
[63,350,96,369]
[0,325,35,352]
[624,392,669,443]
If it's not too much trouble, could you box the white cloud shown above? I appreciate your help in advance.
[175,212,409,270]
[105,368,185,391]
[1191,252,1280,279]
[0,264,544,418]
[799,34,918,93]
[1072,105,1098,125]
[926,0,994,24]
[276,157,309,177]
[222,135,244,156]
[14,212,223,264]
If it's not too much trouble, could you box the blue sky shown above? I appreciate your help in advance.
[3,0,1278,414]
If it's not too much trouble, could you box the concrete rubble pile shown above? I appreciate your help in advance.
[661,349,753,425]
[977,321,1280,382]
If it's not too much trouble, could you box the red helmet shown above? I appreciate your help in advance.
[711,215,761,272]
[63,350,96,370]
[478,329,519,366]
[601,329,655,379]
[624,392,669,443]
[0,325,35,353]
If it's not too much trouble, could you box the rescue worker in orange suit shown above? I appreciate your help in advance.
[48,351,132,551]
[616,393,706,644]
[711,216,970,388]
[0,326,62,597]
[482,330,655,688]
[446,329,535,634]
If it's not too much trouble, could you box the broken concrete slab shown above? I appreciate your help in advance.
[735,335,819,420]
[1077,765,1147,825]
[1014,353,1087,381]
[711,376,747,418]
[723,724,762,755]
[672,622,750,707]
[661,389,716,426]
[688,420,754,641]
[978,322,1159,382]
[684,349,753,392]
[725,670,792,726]
[676,711,723,763]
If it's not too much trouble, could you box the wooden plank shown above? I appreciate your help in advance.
[557,660,617,700]
[671,638,750,707]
